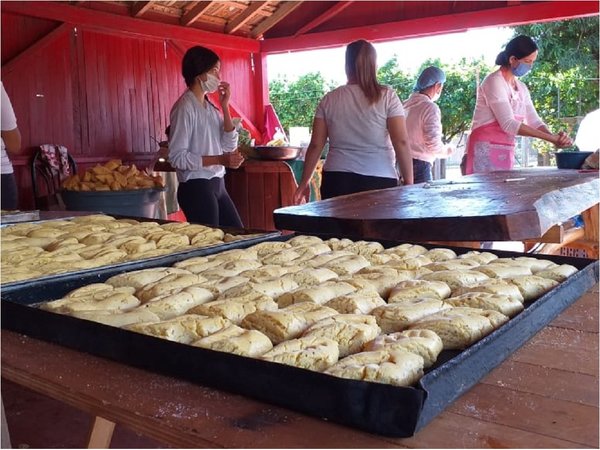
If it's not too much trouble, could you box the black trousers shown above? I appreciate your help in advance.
[177,177,243,228]
[320,171,398,200]
[1,173,18,210]
[413,158,433,184]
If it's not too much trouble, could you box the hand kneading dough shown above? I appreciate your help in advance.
[192,325,273,357]
[277,281,357,308]
[302,314,381,357]
[325,292,386,315]
[371,298,451,333]
[261,336,339,371]
[241,303,338,344]
[325,348,424,387]
[420,270,489,293]
[535,264,578,282]
[444,292,524,317]
[504,275,560,302]
[409,307,508,349]
[388,280,452,303]
[363,329,443,368]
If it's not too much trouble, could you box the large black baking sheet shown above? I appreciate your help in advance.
[1,241,598,437]
[1,213,280,290]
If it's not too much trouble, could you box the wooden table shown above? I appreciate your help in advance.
[274,168,600,242]
[2,284,598,448]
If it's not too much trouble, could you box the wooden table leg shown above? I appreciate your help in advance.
[86,416,115,448]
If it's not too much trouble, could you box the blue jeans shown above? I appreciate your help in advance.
[413,159,433,184]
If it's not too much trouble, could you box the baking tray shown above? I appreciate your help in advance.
[1,241,598,437]
[0,210,40,224]
[0,213,280,289]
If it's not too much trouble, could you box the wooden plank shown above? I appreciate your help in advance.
[293,1,354,37]
[263,171,279,230]
[273,170,600,242]
[261,1,599,53]
[225,1,267,34]
[3,1,259,53]
[86,416,115,448]
[251,1,303,39]
[510,326,599,376]
[130,1,152,18]
[480,360,599,407]
[247,172,265,229]
[180,1,214,27]
[549,288,599,333]
[397,411,588,449]
[448,383,599,447]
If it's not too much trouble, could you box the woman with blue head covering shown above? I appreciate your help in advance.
[404,66,454,183]
[463,35,572,174]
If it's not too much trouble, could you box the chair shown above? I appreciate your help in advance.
[30,145,77,210]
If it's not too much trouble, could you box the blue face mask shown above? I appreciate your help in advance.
[512,61,532,77]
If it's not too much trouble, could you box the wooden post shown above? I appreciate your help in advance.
[86,416,116,448]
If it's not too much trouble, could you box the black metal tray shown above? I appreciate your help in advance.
[0,213,280,289]
[1,239,597,437]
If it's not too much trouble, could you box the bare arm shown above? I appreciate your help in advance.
[293,117,328,204]
[517,122,572,148]
[387,116,414,185]
[1,128,21,155]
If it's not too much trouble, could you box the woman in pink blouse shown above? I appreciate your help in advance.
[464,35,572,174]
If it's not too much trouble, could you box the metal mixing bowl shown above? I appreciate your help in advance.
[252,146,302,161]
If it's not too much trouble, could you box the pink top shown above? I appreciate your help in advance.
[471,69,545,136]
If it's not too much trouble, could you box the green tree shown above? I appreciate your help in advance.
[269,73,338,134]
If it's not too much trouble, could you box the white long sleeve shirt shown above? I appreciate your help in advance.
[1,82,17,175]
[403,92,449,164]
[315,84,405,179]
[471,69,545,136]
[168,90,238,183]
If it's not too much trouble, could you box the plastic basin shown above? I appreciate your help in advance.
[554,151,594,169]
[62,188,163,218]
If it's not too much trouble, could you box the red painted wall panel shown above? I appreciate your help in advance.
[1,12,260,210]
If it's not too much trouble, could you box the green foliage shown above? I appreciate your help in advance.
[269,73,338,134]
[268,17,599,151]
[513,17,599,154]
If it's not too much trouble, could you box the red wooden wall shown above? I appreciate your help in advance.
[1,10,260,210]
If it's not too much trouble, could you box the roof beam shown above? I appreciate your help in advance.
[3,1,259,53]
[180,1,214,27]
[131,1,152,18]
[262,0,599,53]
[251,1,303,39]
[225,1,267,34]
[293,1,353,37]
[179,1,214,27]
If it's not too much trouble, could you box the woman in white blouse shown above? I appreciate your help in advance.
[463,35,572,174]
[293,39,413,204]
[169,46,244,227]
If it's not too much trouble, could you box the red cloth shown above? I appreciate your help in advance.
[262,104,287,144]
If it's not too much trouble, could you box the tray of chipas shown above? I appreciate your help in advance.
[1,235,597,437]
[0,213,278,286]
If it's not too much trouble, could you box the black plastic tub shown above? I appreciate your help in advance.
[1,240,598,437]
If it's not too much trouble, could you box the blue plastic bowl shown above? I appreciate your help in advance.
[554,151,594,169]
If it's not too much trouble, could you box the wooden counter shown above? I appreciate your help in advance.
[274,168,600,242]
[2,284,598,448]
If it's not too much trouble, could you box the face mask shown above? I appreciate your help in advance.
[512,61,532,77]
[201,73,219,93]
